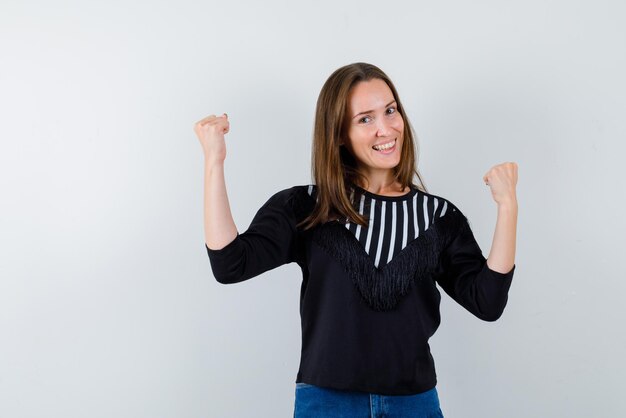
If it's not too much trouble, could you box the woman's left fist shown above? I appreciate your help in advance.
[483,162,518,205]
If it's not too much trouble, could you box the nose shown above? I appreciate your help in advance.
[376,117,392,137]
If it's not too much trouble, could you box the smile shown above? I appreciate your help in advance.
[372,138,397,153]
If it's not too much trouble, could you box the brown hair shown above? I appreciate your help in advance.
[298,62,428,230]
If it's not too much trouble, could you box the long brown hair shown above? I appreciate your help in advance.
[298,62,428,230]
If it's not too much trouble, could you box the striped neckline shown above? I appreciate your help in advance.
[341,183,450,269]
[350,184,418,202]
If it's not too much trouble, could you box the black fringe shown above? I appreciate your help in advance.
[311,206,466,311]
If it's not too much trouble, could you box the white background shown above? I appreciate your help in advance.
[1,0,625,416]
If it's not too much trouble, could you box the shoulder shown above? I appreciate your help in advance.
[262,185,317,218]
[417,189,464,217]
[416,189,475,240]
[418,190,480,246]
[266,184,316,203]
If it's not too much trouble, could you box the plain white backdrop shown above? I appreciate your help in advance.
[1,0,625,416]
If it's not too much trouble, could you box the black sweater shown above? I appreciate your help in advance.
[205,184,515,395]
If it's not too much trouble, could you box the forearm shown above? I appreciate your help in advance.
[486,199,518,274]
[204,159,238,250]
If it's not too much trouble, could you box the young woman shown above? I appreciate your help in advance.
[195,62,518,418]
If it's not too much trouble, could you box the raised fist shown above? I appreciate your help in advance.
[194,113,230,163]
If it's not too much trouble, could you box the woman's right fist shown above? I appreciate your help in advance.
[194,113,230,163]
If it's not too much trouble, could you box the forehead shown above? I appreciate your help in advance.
[347,78,395,113]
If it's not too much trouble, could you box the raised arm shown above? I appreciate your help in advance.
[194,113,238,250]
[483,162,518,274]
[434,162,519,322]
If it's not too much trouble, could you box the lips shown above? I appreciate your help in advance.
[372,138,397,151]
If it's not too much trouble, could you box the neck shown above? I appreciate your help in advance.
[356,171,404,195]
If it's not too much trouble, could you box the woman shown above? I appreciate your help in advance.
[195,62,518,418]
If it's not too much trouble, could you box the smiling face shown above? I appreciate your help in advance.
[343,78,404,183]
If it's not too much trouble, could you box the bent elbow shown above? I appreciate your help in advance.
[214,274,236,285]
[476,299,509,322]
[212,268,247,285]
[206,240,248,284]
[480,310,505,322]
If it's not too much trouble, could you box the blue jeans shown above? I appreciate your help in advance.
[294,383,445,418]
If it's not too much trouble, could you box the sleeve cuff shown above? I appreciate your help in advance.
[205,232,241,256]
[485,263,516,280]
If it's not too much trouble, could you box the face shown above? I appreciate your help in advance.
[343,78,404,180]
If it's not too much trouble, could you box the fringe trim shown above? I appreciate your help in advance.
[311,206,466,311]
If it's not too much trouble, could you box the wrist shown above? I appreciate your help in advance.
[204,156,225,169]
[497,199,518,212]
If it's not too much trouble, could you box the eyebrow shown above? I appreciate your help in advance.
[352,100,397,120]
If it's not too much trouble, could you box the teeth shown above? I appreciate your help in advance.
[373,139,395,150]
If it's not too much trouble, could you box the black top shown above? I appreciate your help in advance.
[205,184,516,395]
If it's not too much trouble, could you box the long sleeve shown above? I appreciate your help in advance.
[434,208,515,322]
[205,187,300,284]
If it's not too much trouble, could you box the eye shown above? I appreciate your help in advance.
[358,116,371,124]
[386,107,397,115]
